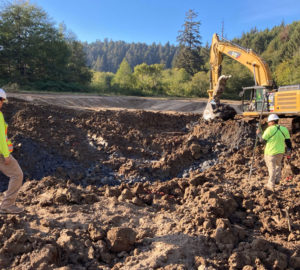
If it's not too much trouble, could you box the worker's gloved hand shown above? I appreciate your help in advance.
[256,123,262,135]
[286,148,292,159]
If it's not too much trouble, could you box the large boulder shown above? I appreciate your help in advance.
[107,227,136,252]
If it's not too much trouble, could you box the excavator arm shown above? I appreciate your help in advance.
[208,33,273,100]
[203,34,274,120]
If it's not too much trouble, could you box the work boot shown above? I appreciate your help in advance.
[0,205,24,214]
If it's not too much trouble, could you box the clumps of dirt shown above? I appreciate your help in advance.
[2,98,202,187]
[0,97,299,269]
[1,169,300,269]
[207,103,237,121]
[2,98,255,186]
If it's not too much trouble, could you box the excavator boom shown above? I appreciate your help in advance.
[204,34,274,120]
[210,34,273,93]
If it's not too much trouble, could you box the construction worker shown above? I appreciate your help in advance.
[257,114,292,191]
[0,89,23,214]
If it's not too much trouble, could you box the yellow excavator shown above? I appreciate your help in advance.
[203,33,300,131]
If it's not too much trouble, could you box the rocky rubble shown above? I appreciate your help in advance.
[0,98,299,269]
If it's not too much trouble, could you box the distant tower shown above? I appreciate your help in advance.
[221,19,224,40]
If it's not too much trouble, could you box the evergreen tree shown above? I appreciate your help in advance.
[285,23,300,59]
[0,1,70,84]
[84,40,178,73]
[94,56,102,71]
[174,9,204,75]
[65,40,92,84]
[0,1,91,87]
[112,58,134,89]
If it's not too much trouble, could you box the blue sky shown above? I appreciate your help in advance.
[30,0,300,45]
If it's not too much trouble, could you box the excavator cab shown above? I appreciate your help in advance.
[240,86,271,115]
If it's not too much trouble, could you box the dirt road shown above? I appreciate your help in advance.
[8,92,242,113]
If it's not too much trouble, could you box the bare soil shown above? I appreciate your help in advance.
[0,96,299,270]
[8,92,242,113]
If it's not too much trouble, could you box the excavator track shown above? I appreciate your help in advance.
[236,114,300,134]
[279,117,300,133]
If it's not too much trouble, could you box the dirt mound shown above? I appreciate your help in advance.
[0,98,299,269]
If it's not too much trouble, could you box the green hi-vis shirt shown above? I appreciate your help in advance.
[262,124,290,156]
[0,111,13,158]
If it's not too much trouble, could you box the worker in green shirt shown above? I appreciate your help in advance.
[257,114,292,192]
[0,89,24,214]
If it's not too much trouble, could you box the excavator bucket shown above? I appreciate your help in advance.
[203,100,218,120]
[203,75,236,121]
[203,101,236,121]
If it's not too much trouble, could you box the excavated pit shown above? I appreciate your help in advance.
[0,98,250,189]
[0,98,299,270]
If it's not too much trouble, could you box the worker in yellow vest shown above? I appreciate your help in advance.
[257,114,292,192]
[0,89,23,214]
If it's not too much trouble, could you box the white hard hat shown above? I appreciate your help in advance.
[268,114,279,122]
[0,89,7,100]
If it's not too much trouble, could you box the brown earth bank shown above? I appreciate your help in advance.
[0,97,299,270]
[7,92,243,114]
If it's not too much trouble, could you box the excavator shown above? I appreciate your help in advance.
[203,33,300,132]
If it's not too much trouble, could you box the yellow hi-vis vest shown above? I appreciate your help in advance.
[5,124,13,153]
[0,111,13,157]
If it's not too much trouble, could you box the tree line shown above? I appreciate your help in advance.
[90,9,210,97]
[84,40,178,73]
[0,1,92,91]
[232,21,300,87]
[0,1,299,99]
[91,18,300,99]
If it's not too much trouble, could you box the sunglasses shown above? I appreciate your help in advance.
[0,98,5,102]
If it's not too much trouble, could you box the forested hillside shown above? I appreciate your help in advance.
[232,21,300,87]
[84,40,178,73]
[87,20,300,99]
